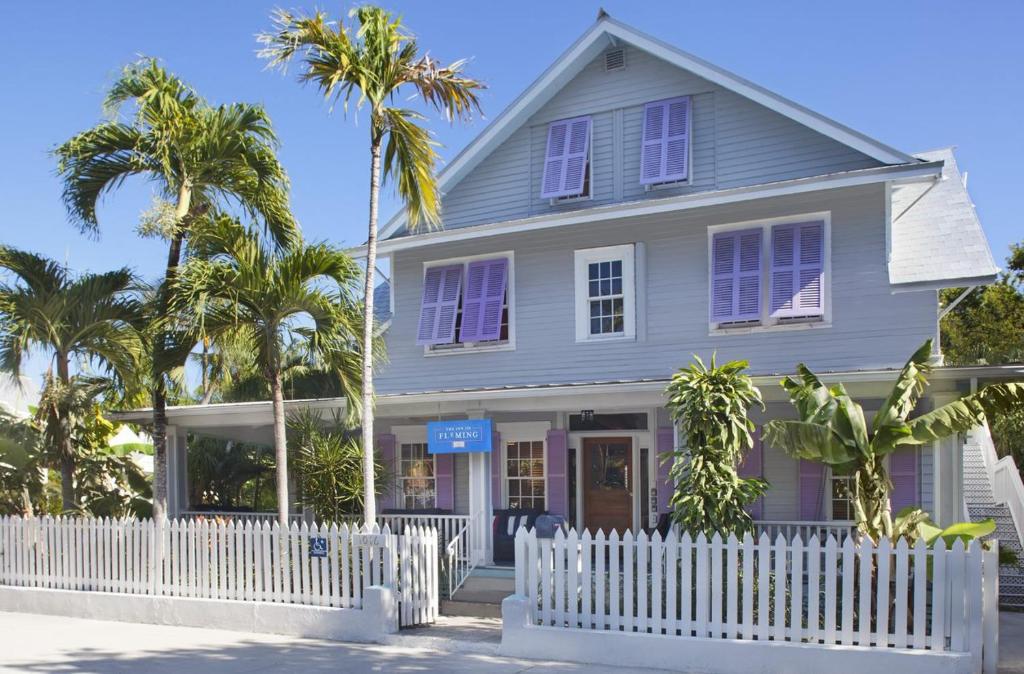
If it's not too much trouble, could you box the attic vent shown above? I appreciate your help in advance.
[604,48,625,71]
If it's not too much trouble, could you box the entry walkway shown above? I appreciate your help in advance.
[0,612,670,673]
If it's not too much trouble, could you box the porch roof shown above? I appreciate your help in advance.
[110,363,1023,430]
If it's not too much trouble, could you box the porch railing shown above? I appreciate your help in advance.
[753,519,856,543]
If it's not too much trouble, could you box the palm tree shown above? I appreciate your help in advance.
[260,5,484,525]
[0,247,143,511]
[54,59,297,521]
[174,217,363,526]
[762,339,1024,542]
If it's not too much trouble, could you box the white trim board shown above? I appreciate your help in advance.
[357,162,942,258]
[378,14,917,241]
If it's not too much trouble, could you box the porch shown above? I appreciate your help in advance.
[111,373,964,585]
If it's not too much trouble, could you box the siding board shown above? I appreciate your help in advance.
[379,184,937,394]
[432,45,881,232]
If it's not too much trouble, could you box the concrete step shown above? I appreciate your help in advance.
[459,576,515,593]
[440,598,504,619]
[450,588,513,604]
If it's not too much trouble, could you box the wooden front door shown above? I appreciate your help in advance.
[582,437,633,533]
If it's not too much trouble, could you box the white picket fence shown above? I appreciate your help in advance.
[515,528,999,671]
[0,516,438,626]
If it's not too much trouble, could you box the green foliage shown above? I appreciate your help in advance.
[941,240,1024,472]
[173,216,366,417]
[187,435,275,511]
[664,355,767,536]
[763,340,1024,542]
[288,410,389,522]
[259,5,484,228]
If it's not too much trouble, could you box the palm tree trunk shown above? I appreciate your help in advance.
[56,355,75,512]
[270,368,290,528]
[152,186,191,523]
[360,134,382,528]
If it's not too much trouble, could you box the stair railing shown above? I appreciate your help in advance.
[443,514,478,599]
[977,423,1024,549]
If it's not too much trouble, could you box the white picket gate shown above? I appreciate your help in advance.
[515,528,999,672]
[0,515,438,627]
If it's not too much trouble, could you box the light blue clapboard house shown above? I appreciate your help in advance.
[128,13,1023,603]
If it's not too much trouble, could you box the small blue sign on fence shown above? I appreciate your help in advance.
[427,419,492,454]
[309,536,327,558]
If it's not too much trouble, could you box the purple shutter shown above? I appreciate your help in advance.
[416,265,463,345]
[435,454,454,511]
[738,428,764,519]
[890,449,919,515]
[710,229,762,322]
[656,426,675,514]
[770,222,824,318]
[546,429,568,517]
[459,258,508,342]
[641,96,690,185]
[376,433,396,509]
[798,459,825,520]
[491,430,503,509]
[540,116,591,199]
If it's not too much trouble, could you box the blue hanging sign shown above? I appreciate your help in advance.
[309,536,328,558]
[428,419,492,454]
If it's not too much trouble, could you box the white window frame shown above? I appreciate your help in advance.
[497,422,550,511]
[574,244,636,343]
[826,468,855,522]
[421,250,516,356]
[392,426,436,511]
[706,211,832,335]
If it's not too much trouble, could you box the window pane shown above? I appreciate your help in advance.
[508,459,518,477]
[589,280,599,297]
[612,278,622,294]
[600,279,610,295]
[588,263,599,280]
[612,260,622,277]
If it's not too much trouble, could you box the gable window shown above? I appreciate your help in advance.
[399,442,435,510]
[540,116,592,200]
[708,215,829,331]
[574,244,636,342]
[640,96,690,187]
[416,253,514,353]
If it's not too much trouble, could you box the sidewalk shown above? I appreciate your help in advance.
[0,612,673,673]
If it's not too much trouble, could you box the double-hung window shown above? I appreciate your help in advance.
[540,116,592,200]
[416,253,513,352]
[574,244,636,342]
[506,440,545,510]
[709,216,828,330]
[399,442,435,510]
[829,471,854,521]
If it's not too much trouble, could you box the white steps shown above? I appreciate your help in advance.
[963,431,1024,608]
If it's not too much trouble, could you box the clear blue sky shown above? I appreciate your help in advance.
[2,1,1021,387]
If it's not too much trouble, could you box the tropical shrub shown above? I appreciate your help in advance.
[664,355,767,536]
[288,410,389,523]
[763,339,1024,543]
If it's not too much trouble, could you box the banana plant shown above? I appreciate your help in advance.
[763,339,1024,543]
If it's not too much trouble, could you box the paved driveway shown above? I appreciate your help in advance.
[0,612,674,674]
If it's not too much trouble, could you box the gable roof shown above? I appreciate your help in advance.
[380,13,916,241]
[888,148,999,290]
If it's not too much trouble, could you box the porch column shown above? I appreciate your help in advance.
[467,409,493,565]
[165,426,189,519]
